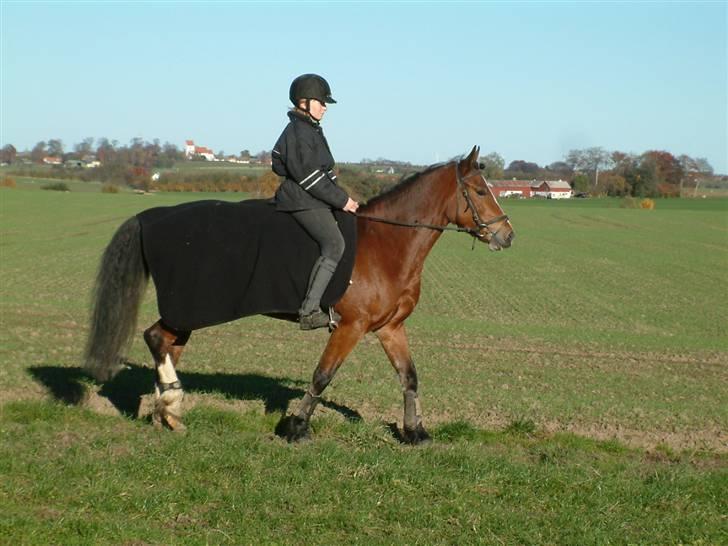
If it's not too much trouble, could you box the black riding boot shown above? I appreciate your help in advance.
[300,257,338,330]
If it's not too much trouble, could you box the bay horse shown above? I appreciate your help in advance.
[83,146,514,443]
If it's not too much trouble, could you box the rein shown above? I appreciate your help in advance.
[356,215,480,234]
[357,161,509,240]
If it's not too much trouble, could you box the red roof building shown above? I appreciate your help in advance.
[184,139,216,161]
[487,179,573,199]
[488,180,534,198]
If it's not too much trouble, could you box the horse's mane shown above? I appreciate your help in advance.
[362,161,451,209]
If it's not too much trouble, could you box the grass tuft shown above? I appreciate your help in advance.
[505,417,537,436]
[435,420,480,442]
[101,183,120,193]
[40,181,70,191]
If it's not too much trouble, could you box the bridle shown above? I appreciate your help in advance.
[358,161,510,244]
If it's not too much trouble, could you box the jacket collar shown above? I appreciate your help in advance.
[288,108,320,127]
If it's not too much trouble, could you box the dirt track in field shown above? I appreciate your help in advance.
[5,328,727,454]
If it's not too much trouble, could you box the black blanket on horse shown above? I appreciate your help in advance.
[137,199,357,331]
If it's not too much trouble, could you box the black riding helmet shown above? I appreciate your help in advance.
[289,74,337,105]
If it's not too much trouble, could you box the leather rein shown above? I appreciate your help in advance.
[357,161,509,241]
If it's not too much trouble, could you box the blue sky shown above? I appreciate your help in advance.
[2,1,726,172]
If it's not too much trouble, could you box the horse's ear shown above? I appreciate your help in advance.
[460,145,480,173]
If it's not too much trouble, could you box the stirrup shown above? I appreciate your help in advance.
[328,307,341,330]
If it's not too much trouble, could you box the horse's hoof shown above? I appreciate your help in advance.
[163,413,187,433]
[153,408,186,432]
[275,415,310,443]
[403,423,432,445]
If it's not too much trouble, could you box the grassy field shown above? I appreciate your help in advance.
[0,186,726,544]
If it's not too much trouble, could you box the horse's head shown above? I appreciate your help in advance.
[448,146,515,251]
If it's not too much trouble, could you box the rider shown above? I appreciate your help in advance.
[272,74,359,330]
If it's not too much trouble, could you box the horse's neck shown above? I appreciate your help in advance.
[365,169,452,226]
[363,169,453,276]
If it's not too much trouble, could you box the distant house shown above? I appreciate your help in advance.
[184,139,216,161]
[81,155,101,168]
[488,180,534,198]
[43,156,62,165]
[487,179,573,199]
[532,180,572,199]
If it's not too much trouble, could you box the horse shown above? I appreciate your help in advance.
[83,146,514,443]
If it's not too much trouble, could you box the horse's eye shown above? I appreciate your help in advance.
[476,189,487,196]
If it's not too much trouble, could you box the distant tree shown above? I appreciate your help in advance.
[504,160,540,180]
[47,139,64,158]
[506,160,540,174]
[31,141,47,163]
[546,161,572,175]
[565,147,611,187]
[628,156,658,197]
[0,144,17,164]
[30,140,48,163]
[96,138,117,164]
[128,137,145,166]
[543,161,572,181]
[678,154,699,196]
[595,173,629,196]
[74,137,95,159]
[479,152,504,179]
[679,154,713,196]
[240,149,251,161]
[256,150,272,165]
[694,157,713,175]
[641,150,683,185]
[610,151,637,176]
[572,173,590,193]
[160,142,182,167]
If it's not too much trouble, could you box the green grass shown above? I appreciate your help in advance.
[1,401,725,545]
[9,175,111,193]
[1,188,726,544]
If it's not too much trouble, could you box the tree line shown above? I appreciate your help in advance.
[1,138,721,198]
[478,147,718,197]
[0,138,276,191]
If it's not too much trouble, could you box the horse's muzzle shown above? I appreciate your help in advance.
[486,228,514,251]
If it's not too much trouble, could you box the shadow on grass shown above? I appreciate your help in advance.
[27,363,362,423]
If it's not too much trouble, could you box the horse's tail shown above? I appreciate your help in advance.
[83,216,149,382]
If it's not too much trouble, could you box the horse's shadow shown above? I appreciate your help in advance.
[27,363,362,424]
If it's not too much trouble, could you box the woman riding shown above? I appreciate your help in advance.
[272,74,359,330]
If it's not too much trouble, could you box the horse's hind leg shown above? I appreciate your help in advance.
[144,321,191,432]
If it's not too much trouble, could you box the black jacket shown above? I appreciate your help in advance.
[272,110,349,211]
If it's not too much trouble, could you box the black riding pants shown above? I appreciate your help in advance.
[291,209,345,264]
[291,209,345,314]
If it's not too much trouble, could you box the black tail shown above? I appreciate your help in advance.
[83,216,149,382]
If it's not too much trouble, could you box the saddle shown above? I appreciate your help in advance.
[137,199,357,331]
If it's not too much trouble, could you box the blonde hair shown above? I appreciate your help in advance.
[290,104,315,121]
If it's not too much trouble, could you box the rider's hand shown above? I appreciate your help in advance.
[343,197,359,213]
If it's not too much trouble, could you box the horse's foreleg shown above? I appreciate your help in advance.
[376,323,431,444]
[144,321,191,432]
[280,323,366,442]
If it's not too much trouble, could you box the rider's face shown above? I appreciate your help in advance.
[307,99,327,121]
